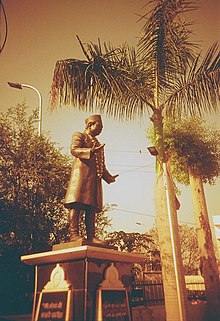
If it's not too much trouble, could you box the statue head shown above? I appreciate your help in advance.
[85,115,103,137]
[85,114,102,125]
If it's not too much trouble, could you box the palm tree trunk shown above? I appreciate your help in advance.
[152,110,189,321]
[189,167,220,321]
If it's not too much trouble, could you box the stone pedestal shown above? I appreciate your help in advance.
[21,245,145,321]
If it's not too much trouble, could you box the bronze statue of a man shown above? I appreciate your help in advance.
[64,115,118,244]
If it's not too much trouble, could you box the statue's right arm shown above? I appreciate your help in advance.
[70,132,92,160]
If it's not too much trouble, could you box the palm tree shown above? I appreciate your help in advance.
[50,1,220,320]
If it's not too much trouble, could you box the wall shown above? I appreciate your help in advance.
[132,302,208,321]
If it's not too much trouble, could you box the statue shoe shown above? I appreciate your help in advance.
[89,237,108,245]
[69,235,83,242]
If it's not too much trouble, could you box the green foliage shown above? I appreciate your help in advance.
[147,117,220,185]
[164,117,220,185]
[148,224,200,275]
[138,0,197,96]
[107,230,153,253]
[178,224,200,275]
[0,103,71,254]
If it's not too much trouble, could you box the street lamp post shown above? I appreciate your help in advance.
[147,146,185,321]
[7,82,42,136]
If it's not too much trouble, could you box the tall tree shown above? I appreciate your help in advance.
[49,1,220,320]
[0,103,71,254]
[161,117,220,318]
[0,103,70,315]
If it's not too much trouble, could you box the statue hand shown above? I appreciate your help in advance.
[109,174,119,183]
[92,143,105,153]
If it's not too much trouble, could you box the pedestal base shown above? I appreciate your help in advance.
[21,246,145,321]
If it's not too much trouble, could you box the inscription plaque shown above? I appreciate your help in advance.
[101,289,130,321]
[96,263,131,321]
[35,290,72,321]
[34,264,72,321]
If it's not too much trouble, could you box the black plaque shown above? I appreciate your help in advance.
[34,290,72,321]
[97,289,131,321]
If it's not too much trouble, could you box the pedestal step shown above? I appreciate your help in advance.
[52,240,117,251]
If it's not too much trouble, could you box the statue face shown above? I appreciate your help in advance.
[89,120,103,136]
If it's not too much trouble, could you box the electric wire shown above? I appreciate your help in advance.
[109,207,196,226]
[0,0,8,54]
[107,162,154,166]
[105,149,148,154]
[111,165,154,175]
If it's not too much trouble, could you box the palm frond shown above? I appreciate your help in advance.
[49,1,220,122]
[162,43,220,118]
[138,0,198,92]
[50,39,154,119]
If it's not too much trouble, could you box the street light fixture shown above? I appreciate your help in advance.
[7,82,42,136]
[147,146,158,156]
[136,222,148,227]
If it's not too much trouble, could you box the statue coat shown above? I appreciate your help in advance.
[64,131,114,212]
